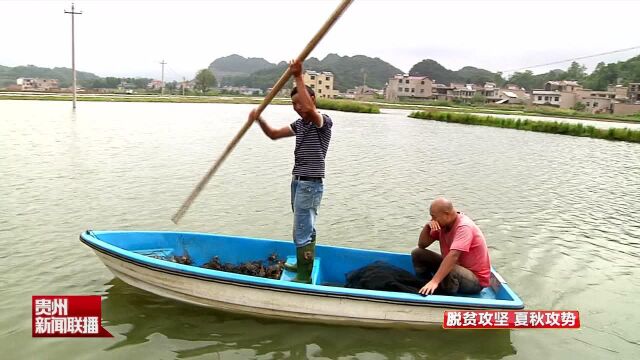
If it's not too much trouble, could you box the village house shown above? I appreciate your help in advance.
[352,85,381,101]
[221,86,263,96]
[431,83,453,101]
[302,70,338,99]
[385,74,432,101]
[497,84,529,104]
[342,88,357,99]
[608,84,629,102]
[386,75,507,103]
[450,83,476,102]
[439,82,501,103]
[531,80,582,108]
[16,77,60,91]
[628,83,640,103]
[147,80,164,90]
[266,87,291,97]
[531,90,564,107]
[179,80,195,91]
[574,88,616,113]
[612,83,640,114]
[530,80,640,114]
[382,75,639,115]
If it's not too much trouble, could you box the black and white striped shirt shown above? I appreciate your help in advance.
[289,114,332,178]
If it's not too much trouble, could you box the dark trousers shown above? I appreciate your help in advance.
[411,247,483,295]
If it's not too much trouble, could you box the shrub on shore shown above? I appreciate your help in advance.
[409,111,640,143]
[316,98,380,113]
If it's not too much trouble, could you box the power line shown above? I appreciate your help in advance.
[166,65,189,95]
[501,45,640,73]
[167,64,186,81]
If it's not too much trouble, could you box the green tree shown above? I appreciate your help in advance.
[132,78,152,89]
[564,61,587,81]
[508,70,536,90]
[166,80,177,93]
[194,69,217,94]
[471,93,487,104]
[104,77,121,88]
[493,71,506,87]
[572,102,586,111]
[583,62,614,90]
[90,79,106,88]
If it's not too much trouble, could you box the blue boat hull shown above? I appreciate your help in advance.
[80,230,524,327]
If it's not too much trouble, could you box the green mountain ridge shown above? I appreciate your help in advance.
[409,60,501,85]
[220,53,403,91]
[2,53,639,92]
[0,65,101,88]
[208,54,277,79]
[503,54,640,91]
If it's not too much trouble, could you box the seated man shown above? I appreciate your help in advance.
[412,197,491,295]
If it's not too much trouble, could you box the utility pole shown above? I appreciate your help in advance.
[64,3,82,109]
[160,60,166,95]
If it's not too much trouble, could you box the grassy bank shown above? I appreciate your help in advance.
[373,98,640,123]
[0,93,380,114]
[316,98,380,113]
[512,105,640,123]
[0,93,284,105]
[409,111,640,143]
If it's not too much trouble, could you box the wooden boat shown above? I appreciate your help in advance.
[80,230,524,328]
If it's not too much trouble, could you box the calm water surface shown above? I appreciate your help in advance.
[1,100,639,359]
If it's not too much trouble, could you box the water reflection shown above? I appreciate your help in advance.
[101,279,515,359]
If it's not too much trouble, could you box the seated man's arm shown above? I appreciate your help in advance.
[418,221,439,249]
[419,225,472,295]
[418,250,461,295]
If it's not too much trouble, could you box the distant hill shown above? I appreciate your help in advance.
[218,53,640,92]
[504,54,640,91]
[583,54,640,90]
[224,62,291,90]
[305,54,404,91]
[6,52,637,93]
[456,66,498,85]
[208,54,277,80]
[0,65,101,88]
[222,53,404,91]
[409,59,498,85]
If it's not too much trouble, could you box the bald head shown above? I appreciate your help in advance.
[430,197,453,214]
[429,197,457,229]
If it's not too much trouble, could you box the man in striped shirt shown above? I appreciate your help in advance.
[250,59,333,283]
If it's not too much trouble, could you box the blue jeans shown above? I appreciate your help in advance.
[290,178,324,247]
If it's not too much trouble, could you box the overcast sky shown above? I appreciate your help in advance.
[2,0,639,81]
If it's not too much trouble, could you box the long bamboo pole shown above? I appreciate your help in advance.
[172,0,353,224]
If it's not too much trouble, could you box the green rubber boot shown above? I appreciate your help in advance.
[292,242,315,284]
[284,237,315,272]
[283,260,298,272]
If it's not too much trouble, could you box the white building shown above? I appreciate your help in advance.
[16,77,59,91]
[531,91,562,106]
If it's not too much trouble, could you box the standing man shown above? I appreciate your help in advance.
[411,197,491,295]
[249,59,333,283]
